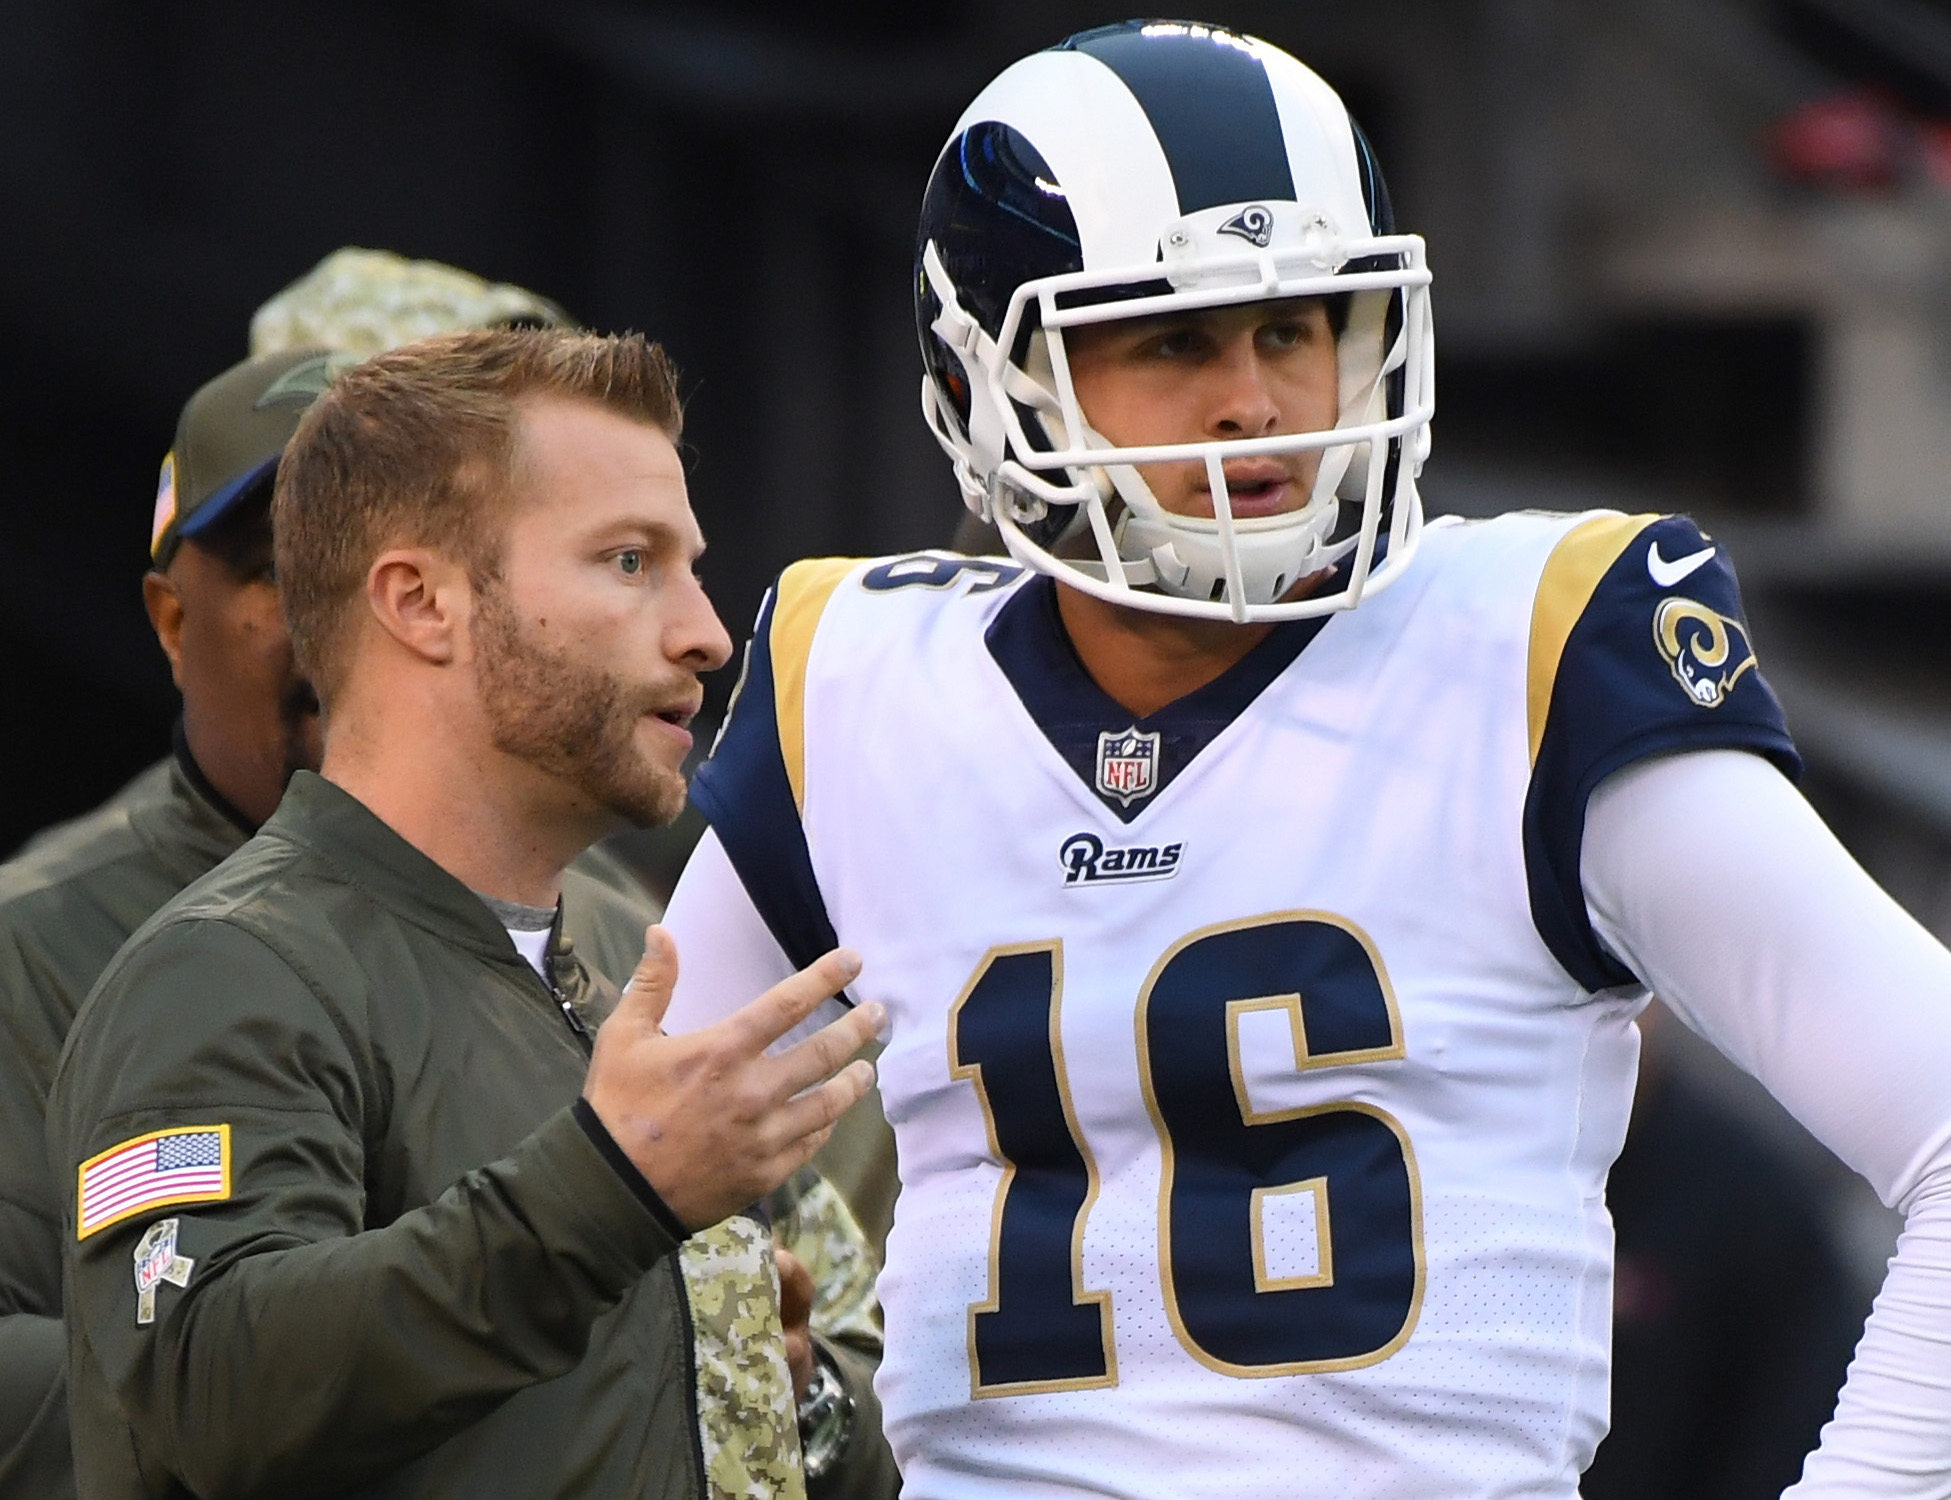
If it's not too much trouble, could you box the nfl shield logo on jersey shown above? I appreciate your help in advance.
[1095,726,1161,807]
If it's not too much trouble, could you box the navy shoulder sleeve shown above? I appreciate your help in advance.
[1522,513,1800,991]
[689,560,856,974]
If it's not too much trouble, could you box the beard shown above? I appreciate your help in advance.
[472,585,689,829]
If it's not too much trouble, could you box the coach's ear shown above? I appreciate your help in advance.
[364,548,472,667]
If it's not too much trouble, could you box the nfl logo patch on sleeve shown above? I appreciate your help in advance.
[1095,727,1161,807]
[131,1218,196,1326]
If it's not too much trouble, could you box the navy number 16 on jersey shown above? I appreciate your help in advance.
[949,912,1424,1396]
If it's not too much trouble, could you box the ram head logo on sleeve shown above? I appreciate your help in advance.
[1654,597,1758,708]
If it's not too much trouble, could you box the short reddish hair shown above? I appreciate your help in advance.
[274,328,682,707]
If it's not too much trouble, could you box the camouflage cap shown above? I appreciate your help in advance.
[249,247,573,358]
[151,348,359,570]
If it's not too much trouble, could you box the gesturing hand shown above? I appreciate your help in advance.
[583,925,882,1232]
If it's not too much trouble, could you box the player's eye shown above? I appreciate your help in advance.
[1258,318,1314,352]
[614,548,646,577]
[1137,326,1201,360]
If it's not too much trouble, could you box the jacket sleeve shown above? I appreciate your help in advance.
[0,1314,70,1500]
[0,927,77,1500]
[48,917,683,1500]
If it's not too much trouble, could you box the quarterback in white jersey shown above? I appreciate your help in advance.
[664,21,1951,1499]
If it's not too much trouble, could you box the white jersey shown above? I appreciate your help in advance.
[674,510,1797,1499]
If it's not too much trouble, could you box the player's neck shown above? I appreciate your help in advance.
[1054,583,1274,720]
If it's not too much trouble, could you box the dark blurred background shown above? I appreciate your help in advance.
[8,0,1951,871]
[7,1,1951,1487]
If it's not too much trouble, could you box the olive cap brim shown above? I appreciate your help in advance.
[151,349,358,569]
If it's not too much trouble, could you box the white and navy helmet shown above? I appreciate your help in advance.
[916,20,1434,622]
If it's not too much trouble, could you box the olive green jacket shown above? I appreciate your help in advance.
[38,771,897,1499]
[0,746,678,1500]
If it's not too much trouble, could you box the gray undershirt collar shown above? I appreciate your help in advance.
[474,891,558,932]
[473,891,559,980]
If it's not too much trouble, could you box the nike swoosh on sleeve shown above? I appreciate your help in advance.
[1647,541,1716,587]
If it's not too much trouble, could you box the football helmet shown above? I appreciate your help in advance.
[916,20,1433,622]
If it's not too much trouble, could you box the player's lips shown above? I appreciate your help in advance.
[1199,460,1300,518]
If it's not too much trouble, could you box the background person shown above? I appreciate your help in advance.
[249,246,575,358]
[48,327,896,1499]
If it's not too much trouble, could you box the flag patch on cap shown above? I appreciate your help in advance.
[150,452,178,555]
[77,1125,230,1240]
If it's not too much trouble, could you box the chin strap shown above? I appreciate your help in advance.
[1063,551,1160,588]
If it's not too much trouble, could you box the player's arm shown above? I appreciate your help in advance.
[1524,512,1798,992]
[664,849,894,1496]
[663,828,834,1036]
[667,559,860,1037]
[1528,513,1951,1491]
[665,714,894,1493]
[1583,750,1951,1498]
[665,562,898,1493]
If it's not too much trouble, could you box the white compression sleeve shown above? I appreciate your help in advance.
[660,826,801,1035]
[1583,750,1951,1497]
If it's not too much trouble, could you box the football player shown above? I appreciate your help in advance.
[659,21,1951,1498]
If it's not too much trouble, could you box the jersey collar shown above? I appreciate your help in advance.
[984,574,1331,822]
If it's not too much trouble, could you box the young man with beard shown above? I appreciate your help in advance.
[47,328,895,1500]
[658,21,1951,1499]
[0,270,628,1500]
[4,256,892,1500]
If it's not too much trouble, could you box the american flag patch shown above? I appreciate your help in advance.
[76,1125,231,1240]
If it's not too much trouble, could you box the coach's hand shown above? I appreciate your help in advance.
[584,925,880,1232]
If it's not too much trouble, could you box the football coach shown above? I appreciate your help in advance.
[48,328,889,1499]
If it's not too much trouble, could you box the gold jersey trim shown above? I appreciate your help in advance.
[1526,513,1660,765]
[768,558,859,814]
